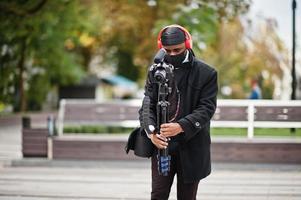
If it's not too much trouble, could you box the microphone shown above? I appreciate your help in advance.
[154,48,166,64]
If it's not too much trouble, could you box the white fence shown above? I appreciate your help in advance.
[212,100,301,139]
[57,99,301,139]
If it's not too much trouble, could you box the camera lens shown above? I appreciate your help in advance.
[154,69,166,82]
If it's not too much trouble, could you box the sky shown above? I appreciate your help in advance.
[249,0,301,51]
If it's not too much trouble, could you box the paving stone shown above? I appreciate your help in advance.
[0,161,301,200]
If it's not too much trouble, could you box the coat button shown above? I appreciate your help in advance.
[195,122,200,127]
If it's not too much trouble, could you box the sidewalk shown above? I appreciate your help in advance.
[1,159,301,200]
[0,125,22,168]
[1,125,301,199]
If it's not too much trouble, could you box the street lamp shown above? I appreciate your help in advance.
[291,0,297,100]
[291,0,297,133]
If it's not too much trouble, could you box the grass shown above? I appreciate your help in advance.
[211,128,301,137]
[64,125,301,137]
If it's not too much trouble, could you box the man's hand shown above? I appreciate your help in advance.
[149,123,183,149]
[160,123,183,138]
[150,134,168,149]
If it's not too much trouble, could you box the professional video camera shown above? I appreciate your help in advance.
[151,49,174,84]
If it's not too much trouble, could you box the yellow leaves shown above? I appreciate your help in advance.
[65,33,96,50]
[79,33,96,47]
[64,39,75,50]
[0,102,5,112]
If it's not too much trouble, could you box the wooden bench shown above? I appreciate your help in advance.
[57,99,301,137]
[57,99,141,134]
[212,100,301,138]
[53,99,142,160]
[50,99,301,162]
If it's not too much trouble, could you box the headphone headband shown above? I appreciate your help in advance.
[157,24,192,49]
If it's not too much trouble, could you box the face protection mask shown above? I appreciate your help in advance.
[165,50,187,67]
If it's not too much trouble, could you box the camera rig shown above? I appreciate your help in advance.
[149,49,175,176]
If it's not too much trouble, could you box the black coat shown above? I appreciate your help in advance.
[139,53,218,183]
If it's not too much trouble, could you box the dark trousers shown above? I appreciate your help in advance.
[151,152,199,200]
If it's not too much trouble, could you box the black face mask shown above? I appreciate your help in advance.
[165,50,187,67]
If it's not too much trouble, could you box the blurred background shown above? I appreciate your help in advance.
[0,0,300,113]
[1,1,301,199]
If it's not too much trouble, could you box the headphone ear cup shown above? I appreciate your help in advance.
[185,39,191,49]
[157,40,162,49]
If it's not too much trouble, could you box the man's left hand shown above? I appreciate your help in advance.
[160,123,183,138]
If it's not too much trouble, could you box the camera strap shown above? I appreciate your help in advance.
[169,90,180,122]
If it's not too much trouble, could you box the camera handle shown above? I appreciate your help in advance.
[156,82,171,176]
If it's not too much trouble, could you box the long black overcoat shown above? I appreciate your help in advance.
[139,54,218,183]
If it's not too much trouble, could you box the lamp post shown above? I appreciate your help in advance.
[291,0,297,133]
[292,0,297,100]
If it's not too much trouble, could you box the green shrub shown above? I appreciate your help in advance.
[63,125,133,134]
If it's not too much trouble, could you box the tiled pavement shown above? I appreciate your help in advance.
[0,125,22,168]
[0,126,301,199]
[0,160,300,200]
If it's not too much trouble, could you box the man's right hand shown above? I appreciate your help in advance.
[150,134,168,149]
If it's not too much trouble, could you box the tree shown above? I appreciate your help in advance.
[245,18,289,99]
[202,17,288,99]
[1,0,188,111]
[158,0,288,99]
[1,0,289,113]
[92,0,187,82]
[0,0,91,111]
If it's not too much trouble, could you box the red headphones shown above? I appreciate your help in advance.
[157,24,193,49]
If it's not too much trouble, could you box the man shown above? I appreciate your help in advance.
[249,79,262,99]
[139,24,218,200]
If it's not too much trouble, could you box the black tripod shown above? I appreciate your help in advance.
[156,81,171,176]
